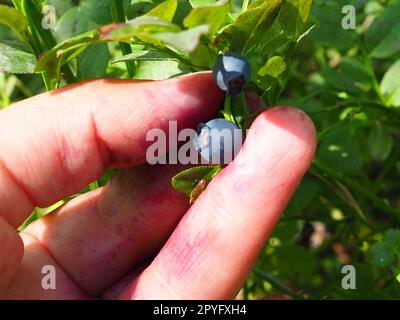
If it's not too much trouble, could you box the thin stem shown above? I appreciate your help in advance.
[373,141,400,192]
[23,10,53,89]
[135,39,200,70]
[309,100,400,125]
[239,90,250,118]
[15,0,75,89]
[12,0,49,87]
[357,37,385,104]
[223,94,235,123]
[312,161,400,221]
[309,169,376,229]
[253,268,304,300]
[108,0,136,78]
[241,0,250,13]
[275,41,296,103]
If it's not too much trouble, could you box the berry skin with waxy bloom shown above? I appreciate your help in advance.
[212,52,251,97]
[194,118,243,165]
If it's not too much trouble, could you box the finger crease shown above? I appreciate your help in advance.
[22,230,93,297]
[90,108,111,167]
[0,157,35,209]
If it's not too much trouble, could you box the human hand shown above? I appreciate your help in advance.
[0,72,316,299]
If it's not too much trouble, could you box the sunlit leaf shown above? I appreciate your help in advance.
[172,165,221,197]
[220,0,283,53]
[147,0,178,22]
[367,242,395,268]
[258,56,286,78]
[0,4,28,41]
[184,0,230,36]
[0,40,36,74]
[381,59,400,107]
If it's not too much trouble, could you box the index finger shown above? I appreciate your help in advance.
[0,72,223,227]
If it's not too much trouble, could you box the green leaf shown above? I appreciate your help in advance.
[184,0,230,36]
[365,2,400,52]
[309,2,354,50]
[103,15,180,40]
[383,229,400,247]
[317,127,363,175]
[270,244,317,277]
[271,220,304,243]
[127,0,157,18]
[188,43,217,68]
[371,22,400,59]
[381,59,400,107]
[35,16,179,84]
[220,0,283,53]
[320,58,372,95]
[80,0,113,26]
[151,24,209,52]
[189,0,217,8]
[112,47,178,63]
[0,40,36,74]
[241,0,313,65]
[54,6,95,42]
[277,0,312,40]
[368,126,393,162]
[0,4,29,41]
[173,0,193,26]
[367,242,395,268]
[284,175,319,217]
[34,30,98,82]
[21,0,57,50]
[172,165,222,197]
[133,60,190,80]
[147,0,178,22]
[77,43,110,80]
[53,5,110,81]
[47,0,76,15]
[258,56,286,78]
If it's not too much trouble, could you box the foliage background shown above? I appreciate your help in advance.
[1,0,400,299]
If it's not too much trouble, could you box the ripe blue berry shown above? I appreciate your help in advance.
[213,53,251,97]
[194,118,243,165]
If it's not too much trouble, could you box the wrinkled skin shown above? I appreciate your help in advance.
[0,72,316,299]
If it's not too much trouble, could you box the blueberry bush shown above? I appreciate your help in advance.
[1,0,400,299]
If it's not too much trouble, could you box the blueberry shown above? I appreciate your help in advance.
[194,118,243,165]
[213,53,251,97]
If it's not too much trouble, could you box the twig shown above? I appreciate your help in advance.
[312,161,400,222]
[253,268,304,300]
[108,0,136,78]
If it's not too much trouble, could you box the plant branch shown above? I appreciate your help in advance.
[253,268,304,300]
[108,0,136,78]
[357,37,386,105]
[312,161,400,222]
[241,0,250,13]
[374,141,400,192]
[14,0,76,89]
